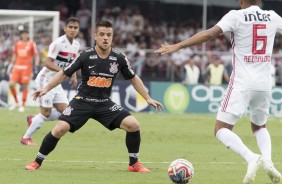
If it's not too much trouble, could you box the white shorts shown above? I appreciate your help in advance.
[217,89,270,126]
[35,72,68,108]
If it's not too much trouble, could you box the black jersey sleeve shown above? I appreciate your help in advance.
[63,51,85,77]
[119,53,135,80]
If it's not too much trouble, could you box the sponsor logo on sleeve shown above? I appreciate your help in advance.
[89,55,98,59]
[109,56,117,61]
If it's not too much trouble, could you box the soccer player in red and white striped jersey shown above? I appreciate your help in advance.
[21,17,80,146]
[155,0,282,183]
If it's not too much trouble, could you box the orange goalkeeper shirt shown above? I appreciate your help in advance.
[13,40,38,70]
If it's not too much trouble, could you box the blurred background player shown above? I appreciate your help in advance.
[8,30,40,112]
[21,17,80,145]
[155,0,282,183]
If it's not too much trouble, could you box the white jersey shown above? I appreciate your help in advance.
[37,35,80,80]
[216,5,282,91]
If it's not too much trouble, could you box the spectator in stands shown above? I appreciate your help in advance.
[0,32,13,78]
[144,53,163,78]
[131,9,145,43]
[204,55,229,86]
[182,54,200,85]
[125,34,138,60]
[101,8,115,24]
[76,2,92,44]
[170,47,192,81]
[132,41,146,77]
[55,1,68,21]
[76,32,87,51]
[273,48,282,85]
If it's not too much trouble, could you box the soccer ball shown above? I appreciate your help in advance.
[168,159,194,184]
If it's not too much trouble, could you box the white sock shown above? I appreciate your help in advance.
[216,128,255,163]
[23,113,47,138]
[254,128,271,161]
[47,108,61,121]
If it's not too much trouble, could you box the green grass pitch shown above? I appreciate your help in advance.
[0,107,282,184]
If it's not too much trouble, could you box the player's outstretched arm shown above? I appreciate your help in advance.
[32,70,68,100]
[69,73,78,89]
[130,75,164,112]
[34,52,41,75]
[45,57,62,72]
[154,25,223,55]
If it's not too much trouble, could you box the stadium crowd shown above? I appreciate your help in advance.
[1,0,282,85]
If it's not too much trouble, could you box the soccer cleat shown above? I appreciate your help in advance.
[243,155,262,184]
[128,162,150,172]
[26,115,33,127]
[261,157,282,183]
[18,106,25,112]
[25,161,40,170]
[21,137,35,146]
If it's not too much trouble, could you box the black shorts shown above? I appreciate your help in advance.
[59,98,131,133]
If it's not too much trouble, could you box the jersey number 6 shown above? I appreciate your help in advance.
[252,24,267,54]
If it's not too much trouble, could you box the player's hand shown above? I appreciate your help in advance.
[154,44,179,55]
[32,89,48,100]
[147,98,164,112]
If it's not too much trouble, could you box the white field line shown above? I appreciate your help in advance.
[1,158,280,165]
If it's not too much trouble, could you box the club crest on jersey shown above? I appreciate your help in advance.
[109,62,119,74]
[62,106,73,116]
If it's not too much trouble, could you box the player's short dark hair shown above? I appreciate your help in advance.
[19,30,28,35]
[65,17,80,26]
[96,20,113,30]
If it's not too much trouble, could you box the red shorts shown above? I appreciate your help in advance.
[10,68,32,84]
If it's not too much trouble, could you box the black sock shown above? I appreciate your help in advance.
[126,131,140,166]
[35,131,60,165]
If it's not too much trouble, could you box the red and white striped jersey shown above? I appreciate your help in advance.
[216,5,282,91]
[39,34,80,79]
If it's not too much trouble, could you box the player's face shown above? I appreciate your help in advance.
[95,27,113,51]
[20,32,29,41]
[64,21,79,40]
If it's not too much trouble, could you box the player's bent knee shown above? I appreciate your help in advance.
[120,116,140,132]
[40,108,52,118]
[128,122,140,132]
[52,121,70,138]
[121,121,140,132]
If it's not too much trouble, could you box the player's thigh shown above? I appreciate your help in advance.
[52,120,71,138]
[9,69,20,84]
[217,89,251,125]
[94,101,132,131]
[39,90,56,108]
[59,99,93,133]
[40,106,52,117]
[249,91,270,126]
[20,68,32,84]
[53,103,68,113]
[216,111,240,125]
[52,85,69,105]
